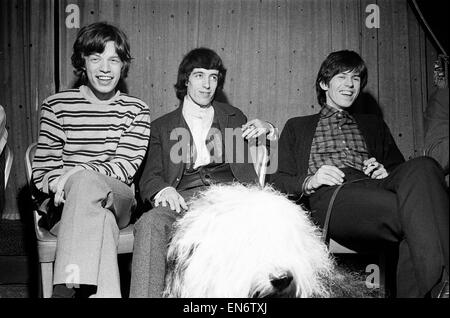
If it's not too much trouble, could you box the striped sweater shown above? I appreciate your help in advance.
[32,86,151,193]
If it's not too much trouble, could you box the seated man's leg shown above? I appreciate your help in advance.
[130,187,202,298]
[378,156,449,297]
[310,182,400,246]
[130,205,178,298]
[52,170,135,297]
[310,157,449,297]
[310,182,416,296]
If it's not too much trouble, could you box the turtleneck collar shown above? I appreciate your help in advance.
[182,95,214,120]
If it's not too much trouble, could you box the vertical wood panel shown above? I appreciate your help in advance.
[127,0,160,116]
[133,0,197,119]
[59,0,84,91]
[287,0,331,122]
[259,0,279,122]
[378,0,415,158]
[274,0,290,126]
[223,0,261,119]
[0,0,54,218]
[29,0,55,133]
[360,0,379,103]
[0,0,27,217]
[203,0,242,106]
[407,2,426,156]
[330,0,361,52]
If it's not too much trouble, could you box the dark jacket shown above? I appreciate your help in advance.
[139,101,259,204]
[270,113,405,197]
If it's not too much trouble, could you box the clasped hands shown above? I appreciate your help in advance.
[306,157,388,192]
[48,166,85,207]
[241,119,272,139]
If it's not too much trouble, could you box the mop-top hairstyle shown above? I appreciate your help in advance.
[164,183,336,298]
[174,47,227,101]
[71,21,132,85]
[315,50,368,107]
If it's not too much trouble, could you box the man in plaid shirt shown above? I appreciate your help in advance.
[272,50,448,298]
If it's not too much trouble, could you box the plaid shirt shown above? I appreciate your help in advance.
[308,104,370,175]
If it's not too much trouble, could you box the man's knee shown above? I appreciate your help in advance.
[134,210,155,234]
[134,207,176,238]
[65,170,105,193]
[405,156,444,177]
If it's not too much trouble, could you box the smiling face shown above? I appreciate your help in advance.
[320,70,361,110]
[84,41,123,100]
[186,68,219,107]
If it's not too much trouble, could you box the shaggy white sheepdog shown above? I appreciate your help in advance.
[164,183,336,298]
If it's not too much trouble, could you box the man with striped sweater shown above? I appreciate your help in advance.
[32,22,150,298]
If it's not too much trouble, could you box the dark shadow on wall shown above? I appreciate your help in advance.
[214,89,230,105]
[350,92,384,118]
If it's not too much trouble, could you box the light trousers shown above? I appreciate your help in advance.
[51,170,135,297]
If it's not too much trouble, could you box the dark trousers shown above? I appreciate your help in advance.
[130,187,206,298]
[309,157,449,297]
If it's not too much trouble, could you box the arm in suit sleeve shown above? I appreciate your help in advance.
[424,88,449,173]
[270,119,308,197]
[138,120,171,204]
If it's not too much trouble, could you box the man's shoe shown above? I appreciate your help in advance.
[51,284,76,298]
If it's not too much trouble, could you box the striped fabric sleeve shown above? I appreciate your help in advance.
[78,105,151,185]
[32,101,67,193]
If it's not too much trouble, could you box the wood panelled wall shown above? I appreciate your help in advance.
[0,0,439,217]
[0,0,54,216]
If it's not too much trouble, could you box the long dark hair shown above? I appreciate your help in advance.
[71,22,132,87]
[174,48,227,101]
[315,50,368,107]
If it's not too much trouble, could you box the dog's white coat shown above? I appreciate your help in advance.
[164,184,335,298]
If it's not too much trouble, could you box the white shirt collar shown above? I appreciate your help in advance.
[181,95,215,169]
[182,95,214,120]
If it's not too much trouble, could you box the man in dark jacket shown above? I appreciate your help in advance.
[272,50,448,298]
[130,48,276,297]
[424,87,449,186]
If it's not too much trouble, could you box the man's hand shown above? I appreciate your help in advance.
[307,165,345,191]
[363,157,388,179]
[49,166,85,207]
[155,187,188,213]
[241,119,272,139]
[49,176,64,207]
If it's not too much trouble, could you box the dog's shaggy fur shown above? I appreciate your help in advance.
[164,183,336,298]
